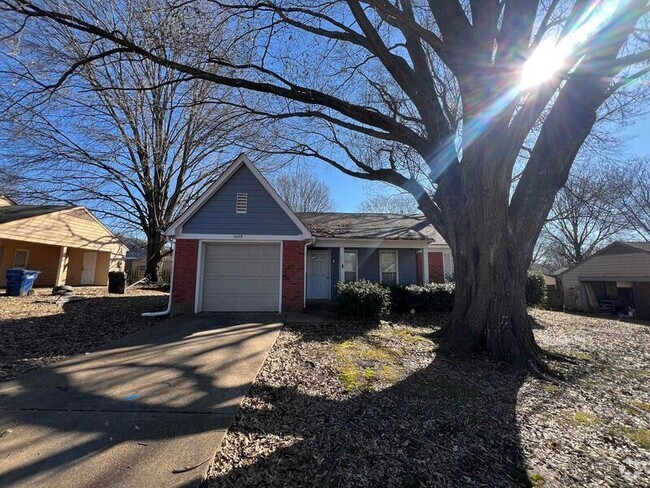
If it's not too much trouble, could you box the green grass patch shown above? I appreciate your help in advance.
[571,411,604,426]
[543,384,562,393]
[333,338,404,393]
[385,327,429,344]
[632,401,650,413]
[511,468,546,487]
[615,427,650,449]
[568,351,592,361]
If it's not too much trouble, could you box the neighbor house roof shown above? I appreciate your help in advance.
[620,241,650,253]
[297,212,443,241]
[556,241,650,278]
[0,204,74,224]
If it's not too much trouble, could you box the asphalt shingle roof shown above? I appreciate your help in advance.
[0,205,73,224]
[297,212,444,242]
[621,241,650,252]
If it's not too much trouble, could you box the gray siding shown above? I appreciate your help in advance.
[313,247,422,300]
[358,248,417,285]
[183,165,301,236]
[358,248,380,282]
[398,249,418,285]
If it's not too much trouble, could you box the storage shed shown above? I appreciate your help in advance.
[556,242,650,319]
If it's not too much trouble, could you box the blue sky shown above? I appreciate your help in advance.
[321,112,650,212]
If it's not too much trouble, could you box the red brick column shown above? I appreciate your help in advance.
[282,241,305,312]
[171,239,199,313]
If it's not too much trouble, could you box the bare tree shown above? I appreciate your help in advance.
[358,185,420,214]
[274,167,335,213]
[0,0,259,280]
[618,158,650,240]
[2,1,649,372]
[537,164,627,267]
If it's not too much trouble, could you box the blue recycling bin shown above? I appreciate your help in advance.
[5,268,41,296]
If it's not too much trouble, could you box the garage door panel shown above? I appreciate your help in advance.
[202,243,281,312]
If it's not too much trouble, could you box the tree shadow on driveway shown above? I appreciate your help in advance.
[0,310,283,487]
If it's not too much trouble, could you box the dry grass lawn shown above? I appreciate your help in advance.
[207,310,649,487]
[0,286,168,381]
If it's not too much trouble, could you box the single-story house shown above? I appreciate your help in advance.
[165,154,453,313]
[556,241,650,319]
[0,199,127,288]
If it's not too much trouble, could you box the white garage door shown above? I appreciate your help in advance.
[201,243,281,312]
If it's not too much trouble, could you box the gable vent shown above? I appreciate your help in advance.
[236,193,248,213]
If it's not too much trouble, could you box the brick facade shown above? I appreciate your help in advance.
[417,251,445,284]
[282,240,305,312]
[171,239,199,313]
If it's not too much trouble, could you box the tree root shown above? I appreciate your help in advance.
[541,349,579,364]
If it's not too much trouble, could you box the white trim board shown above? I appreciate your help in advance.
[312,238,450,250]
[166,154,312,239]
[179,233,307,241]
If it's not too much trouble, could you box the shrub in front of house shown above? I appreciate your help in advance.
[526,271,547,307]
[336,280,391,322]
[390,283,455,314]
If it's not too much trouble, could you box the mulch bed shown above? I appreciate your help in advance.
[206,310,649,487]
[0,286,168,382]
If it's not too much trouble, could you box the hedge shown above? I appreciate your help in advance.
[336,280,391,322]
[338,272,547,321]
[526,271,548,307]
[390,283,455,314]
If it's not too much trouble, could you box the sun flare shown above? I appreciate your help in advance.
[520,40,568,89]
[519,0,621,90]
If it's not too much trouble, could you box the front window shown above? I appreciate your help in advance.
[380,250,398,285]
[344,250,357,282]
[13,249,29,268]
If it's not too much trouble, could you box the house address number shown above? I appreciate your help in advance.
[233,235,243,239]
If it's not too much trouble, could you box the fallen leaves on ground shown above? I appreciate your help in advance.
[0,286,168,381]
[207,311,649,487]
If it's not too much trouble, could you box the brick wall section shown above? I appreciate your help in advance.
[417,251,445,284]
[282,241,305,312]
[171,239,199,313]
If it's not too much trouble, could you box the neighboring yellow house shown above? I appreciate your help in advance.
[0,196,127,287]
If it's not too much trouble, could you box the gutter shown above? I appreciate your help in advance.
[142,240,175,318]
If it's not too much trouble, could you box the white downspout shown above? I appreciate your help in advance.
[142,240,175,317]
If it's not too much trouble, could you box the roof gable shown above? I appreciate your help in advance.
[557,241,650,277]
[166,154,311,238]
[0,204,73,224]
[0,206,126,253]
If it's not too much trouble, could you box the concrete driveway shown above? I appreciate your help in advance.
[0,313,283,487]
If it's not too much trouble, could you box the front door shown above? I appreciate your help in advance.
[307,250,330,299]
[81,251,97,285]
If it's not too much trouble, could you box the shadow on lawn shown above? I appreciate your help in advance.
[0,293,167,380]
[207,324,535,487]
[1,302,542,487]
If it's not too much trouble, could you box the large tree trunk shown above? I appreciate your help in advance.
[439,235,545,373]
[434,162,549,375]
[145,229,165,282]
